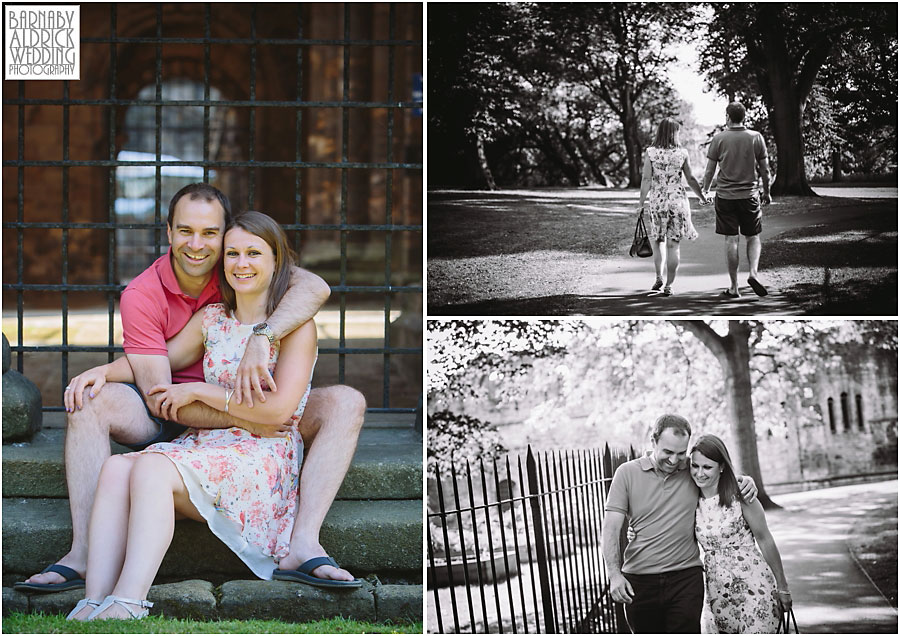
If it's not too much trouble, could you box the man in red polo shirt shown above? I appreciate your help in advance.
[17,183,365,592]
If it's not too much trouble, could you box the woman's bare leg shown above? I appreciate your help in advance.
[92,453,202,619]
[666,238,681,286]
[653,239,666,282]
[71,455,136,621]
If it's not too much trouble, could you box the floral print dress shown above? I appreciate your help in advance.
[138,303,314,579]
[646,146,698,242]
[696,494,780,634]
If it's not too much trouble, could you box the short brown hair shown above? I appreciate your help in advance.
[220,211,296,318]
[726,102,746,124]
[167,183,232,229]
[651,413,692,442]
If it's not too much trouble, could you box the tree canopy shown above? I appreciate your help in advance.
[428,320,897,501]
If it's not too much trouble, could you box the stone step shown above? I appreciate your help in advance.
[2,497,423,579]
[3,416,422,501]
[3,579,423,623]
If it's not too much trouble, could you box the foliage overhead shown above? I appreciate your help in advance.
[429,320,897,465]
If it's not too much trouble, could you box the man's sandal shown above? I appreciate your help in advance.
[66,598,101,620]
[14,563,85,593]
[88,595,153,619]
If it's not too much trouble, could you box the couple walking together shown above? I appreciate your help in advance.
[15,184,366,620]
[602,414,793,634]
[638,102,772,299]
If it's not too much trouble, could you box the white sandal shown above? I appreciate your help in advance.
[88,594,153,619]
[66,598,101,620]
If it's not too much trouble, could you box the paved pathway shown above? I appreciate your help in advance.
[585,188,894,316]
[766,479,897,633]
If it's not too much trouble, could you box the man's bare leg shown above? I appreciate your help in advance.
[20,384,158,586]
[725,235,741,295]
[278,385,366,581]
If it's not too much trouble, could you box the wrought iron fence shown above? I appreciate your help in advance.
[2,3,422,414]
[427,444,637,634]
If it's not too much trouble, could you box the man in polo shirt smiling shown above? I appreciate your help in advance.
[602,414,757,633]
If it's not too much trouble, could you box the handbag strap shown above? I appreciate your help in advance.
[777,608,799,633]
[634,209,647,239]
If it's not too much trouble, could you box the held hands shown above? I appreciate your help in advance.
[234,334,278,408]
[64,366,110,412]
[147,383,197,421]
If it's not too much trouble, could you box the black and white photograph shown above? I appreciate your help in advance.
[427,2,897,316]
[427,319,898,633]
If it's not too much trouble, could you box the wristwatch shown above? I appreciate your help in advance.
[251,322,275,343]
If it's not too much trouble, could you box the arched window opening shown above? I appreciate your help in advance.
[840,392,851,432]
[856,394,865,431]
[115,79,231,283]
[827,397,836,434]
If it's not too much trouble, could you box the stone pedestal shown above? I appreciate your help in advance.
[2,333,42,442]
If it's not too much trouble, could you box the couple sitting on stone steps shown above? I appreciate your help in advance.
[14,184,367,621]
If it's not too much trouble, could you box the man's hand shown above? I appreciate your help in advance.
[234,335,278,408]
[64,365,109,412]
[609,572,634,605]
[761,191,772,206]
[737,474,758,504]
[241,418,294,438]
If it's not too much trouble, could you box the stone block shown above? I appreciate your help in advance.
[2,587,29,616]
[374,584,423,623]
[2,370,42,442]
[148,579,217,620]
[2,332,10,374]
[29,587,84,617]
[218,579,376,622]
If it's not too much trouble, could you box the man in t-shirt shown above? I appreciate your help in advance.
[17,183,365,592]
[702,102,772,299]
[602,414,757,633]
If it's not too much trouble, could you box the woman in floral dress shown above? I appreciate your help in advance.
[637,118,708,296]
[690,434,792,633]
[68,211,323,620]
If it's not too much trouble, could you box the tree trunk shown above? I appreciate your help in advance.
[757,8,817,197]
[766,91,816,197]
[672,321,780,509]
[475,133,497,190]
[832,145,842,183]
[722,323,778,509]
[622,97,642,187]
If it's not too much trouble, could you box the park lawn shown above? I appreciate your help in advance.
[1,613,423,634]
[427,188,896,314]
[847,499,898,608]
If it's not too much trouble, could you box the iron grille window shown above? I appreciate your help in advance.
[2,3,423,416]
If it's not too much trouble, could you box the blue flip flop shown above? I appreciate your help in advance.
[273,556,363,588]
[14,563,85,593]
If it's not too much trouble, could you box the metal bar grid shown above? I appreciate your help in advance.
[5,3,422,415]
[428,445,636,634]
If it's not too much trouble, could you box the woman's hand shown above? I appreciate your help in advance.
[147,383,198,421]
[65,365,109,412]
[776,590,792,612]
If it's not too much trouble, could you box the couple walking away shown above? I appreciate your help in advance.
[638,102,772,298]
[14,184,367,621]
[602,414,793,634]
